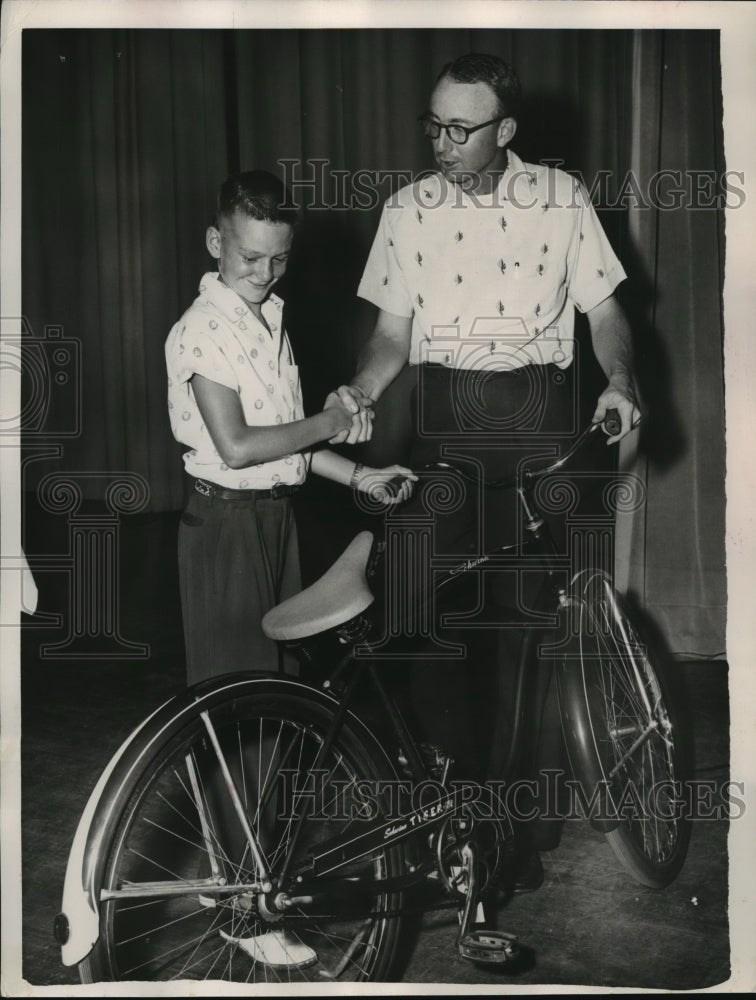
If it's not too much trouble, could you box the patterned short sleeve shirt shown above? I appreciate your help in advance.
[165,272,308,488]
[357,150,626,371]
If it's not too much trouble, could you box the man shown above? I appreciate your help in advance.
[337,53,638,438]
[335,53,641,887]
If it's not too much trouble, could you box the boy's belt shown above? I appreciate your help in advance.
[193,478,301,501]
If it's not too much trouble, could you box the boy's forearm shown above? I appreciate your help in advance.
[192,373,349,470]
[222,411,340,469]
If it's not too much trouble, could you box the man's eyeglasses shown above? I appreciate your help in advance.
[418,114,502,146]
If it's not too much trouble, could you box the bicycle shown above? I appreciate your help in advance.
[54,409,691,983]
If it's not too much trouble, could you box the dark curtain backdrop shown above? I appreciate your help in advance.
[21,28,726,656]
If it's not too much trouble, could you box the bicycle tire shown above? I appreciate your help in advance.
[557,571,691,889]
[78,678,405,983]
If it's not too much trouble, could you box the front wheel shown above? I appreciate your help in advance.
[79,680,405,983]
[557,572,691,888]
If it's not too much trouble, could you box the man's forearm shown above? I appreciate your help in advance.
[350,309,413,403]
[588,296,636,393]
[329,309,413,443]
[586,294,642,438]
[350,335,408,402]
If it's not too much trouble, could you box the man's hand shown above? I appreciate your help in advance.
[586,296,641,444]
[592,379,641,444]
[327,385,375,445]
[352,464,417,504]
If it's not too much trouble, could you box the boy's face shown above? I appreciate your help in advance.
[206,212,293,314]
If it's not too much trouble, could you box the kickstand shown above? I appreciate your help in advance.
[456,842,521,967]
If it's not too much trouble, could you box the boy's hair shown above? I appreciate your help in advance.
[436,53,522,120]
[216,170,299,228]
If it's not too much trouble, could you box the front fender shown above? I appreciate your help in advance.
[56,673,392,967]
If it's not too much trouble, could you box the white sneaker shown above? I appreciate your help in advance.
[220,928,317,969]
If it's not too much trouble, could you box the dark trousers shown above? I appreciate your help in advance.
[178,484,301,685]
[387,364,576,848]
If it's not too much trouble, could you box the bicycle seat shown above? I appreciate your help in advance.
[262,531,376,641]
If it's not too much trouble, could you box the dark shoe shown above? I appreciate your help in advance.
[512,850,544,894]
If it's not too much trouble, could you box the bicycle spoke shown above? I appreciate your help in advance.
[565,576,689,881]
[92,688,404,981]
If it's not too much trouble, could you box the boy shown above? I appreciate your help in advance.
[166,170,414,685]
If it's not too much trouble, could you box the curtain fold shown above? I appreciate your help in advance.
[20,28,726,656]
[22,29,229,511]
[615,31,727,656]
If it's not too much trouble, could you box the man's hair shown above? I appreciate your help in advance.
[216,170,298,228]
[436,53,522,119]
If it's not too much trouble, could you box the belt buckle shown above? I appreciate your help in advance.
[195,479,213,497]
[270,483,298,500]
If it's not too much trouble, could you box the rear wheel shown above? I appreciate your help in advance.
[80,684,404,983]
[558,571,691,888]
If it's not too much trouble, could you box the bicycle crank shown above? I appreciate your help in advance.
[456,842,520,967]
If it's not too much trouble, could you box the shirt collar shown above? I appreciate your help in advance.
[412,149,525,209]
[197,271,283,327]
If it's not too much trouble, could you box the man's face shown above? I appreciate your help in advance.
[206,212,293,314]
[428,76,512,188]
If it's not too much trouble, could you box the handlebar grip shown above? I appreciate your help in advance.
[385,474,412,499]
[603,408,622,437]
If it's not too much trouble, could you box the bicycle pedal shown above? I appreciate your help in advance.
[458,929,519,966]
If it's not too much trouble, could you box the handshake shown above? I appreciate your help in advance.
[323,385,375,445]
[321,384,416,505]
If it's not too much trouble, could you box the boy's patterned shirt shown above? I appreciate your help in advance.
[165,272,308,489]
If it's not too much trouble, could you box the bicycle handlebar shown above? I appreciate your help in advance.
[382,408,622,497]
[602,408,622,438]
[519,406,621,485]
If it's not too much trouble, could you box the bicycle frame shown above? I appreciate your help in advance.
[247,425,608,901]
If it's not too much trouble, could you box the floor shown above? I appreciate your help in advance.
[13,495,733,992]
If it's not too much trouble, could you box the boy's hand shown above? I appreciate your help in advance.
[353,464,417,504]
[329,385,374,445]
[322,392,355,440]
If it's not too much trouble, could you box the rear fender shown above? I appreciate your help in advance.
[57,674,392,967]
